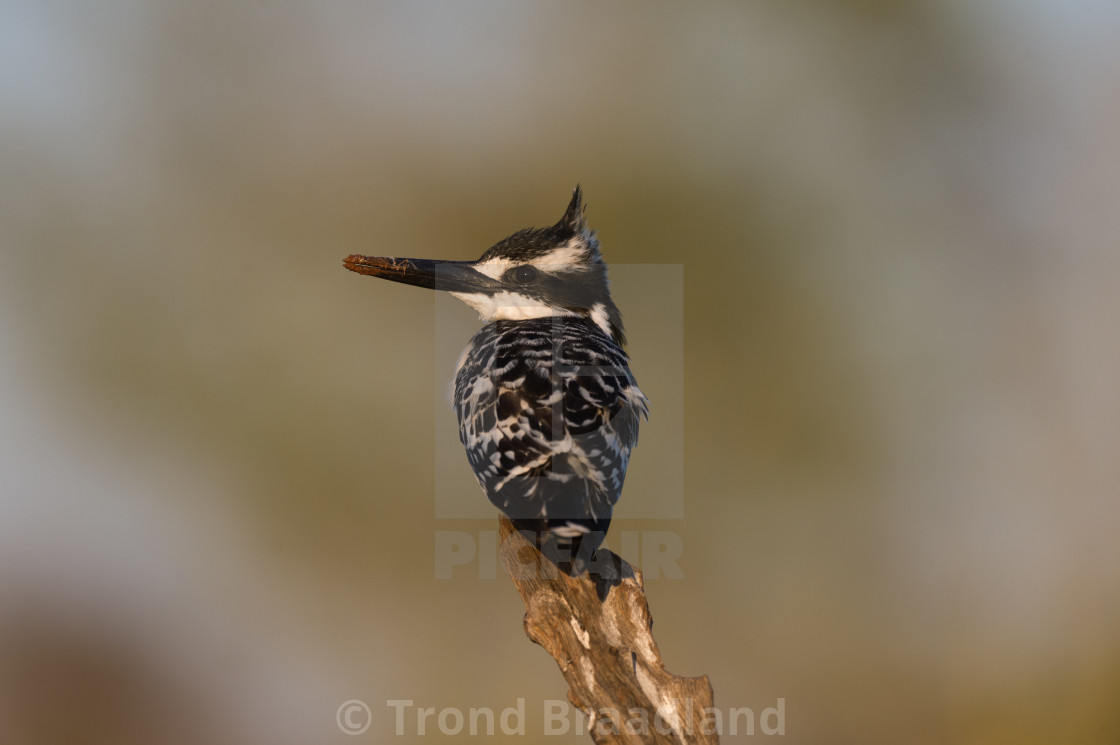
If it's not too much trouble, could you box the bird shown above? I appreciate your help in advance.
[343,186,648,575]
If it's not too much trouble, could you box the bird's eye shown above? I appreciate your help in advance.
[509,265,538,284]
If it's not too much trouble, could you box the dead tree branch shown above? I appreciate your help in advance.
[498,516,718,744]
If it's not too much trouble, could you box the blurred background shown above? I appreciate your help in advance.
[2,1,1119,742]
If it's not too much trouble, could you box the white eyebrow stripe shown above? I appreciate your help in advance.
[530,240,588,270]
[472,257,514,280]
[474,244,589,280]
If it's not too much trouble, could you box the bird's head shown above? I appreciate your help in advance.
[343,186,626,345]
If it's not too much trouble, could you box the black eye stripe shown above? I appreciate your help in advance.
[509,265,539,284]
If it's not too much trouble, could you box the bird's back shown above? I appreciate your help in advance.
[453,316,648,574]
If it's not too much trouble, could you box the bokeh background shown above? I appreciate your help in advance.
[2,1,1119,743]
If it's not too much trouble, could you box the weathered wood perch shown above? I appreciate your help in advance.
[498,516,718,744]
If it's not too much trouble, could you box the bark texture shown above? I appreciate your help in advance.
[498,516,719,744]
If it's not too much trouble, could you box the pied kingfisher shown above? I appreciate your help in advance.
[343,187,648,575]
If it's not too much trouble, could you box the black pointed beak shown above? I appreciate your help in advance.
[342,255,502,294]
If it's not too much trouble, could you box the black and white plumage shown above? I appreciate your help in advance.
[453,316,647,573]
[344,187,648,574]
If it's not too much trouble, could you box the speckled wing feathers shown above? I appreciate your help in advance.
[453,317,648,573]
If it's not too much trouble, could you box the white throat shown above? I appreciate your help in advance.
[449,291,576,322]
